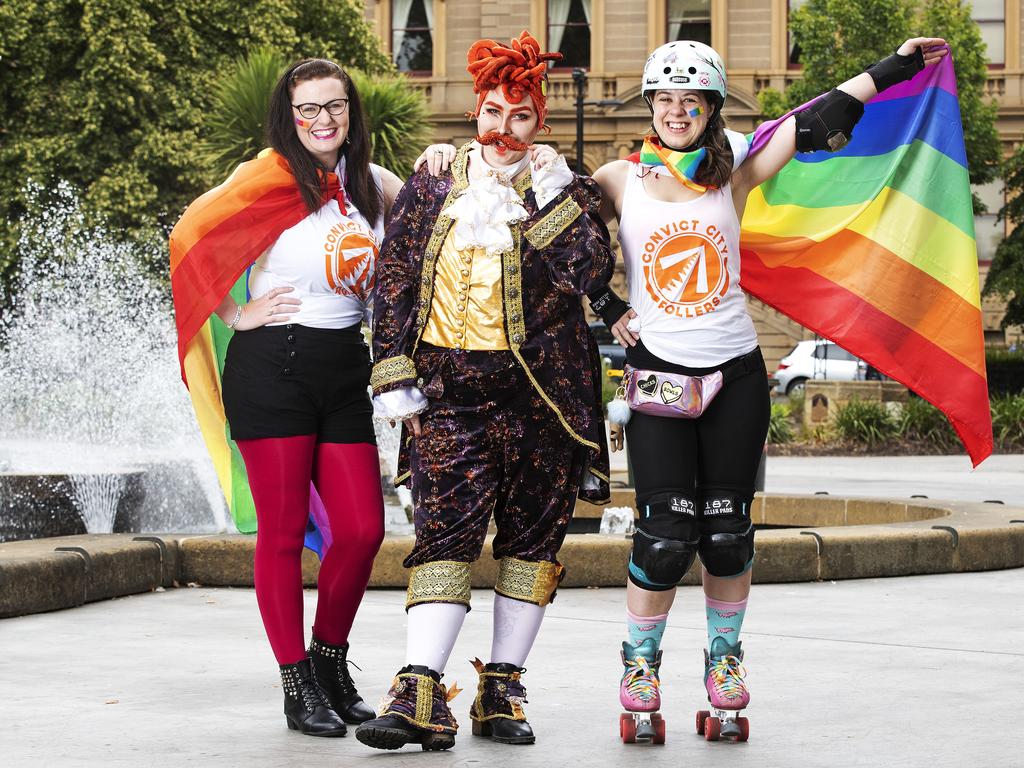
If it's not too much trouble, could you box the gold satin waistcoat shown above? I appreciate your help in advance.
[421,228,509,350]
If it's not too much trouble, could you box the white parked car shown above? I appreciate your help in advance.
[772,340,868,396]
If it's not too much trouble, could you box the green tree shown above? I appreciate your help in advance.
[982,145,1024,328]
[201,52,432,182]
[202,49,290,183]
[757,0,999,209]
[0,0,393,288]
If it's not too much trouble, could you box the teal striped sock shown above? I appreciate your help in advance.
[627,609,668,650]
[706,597,747,654]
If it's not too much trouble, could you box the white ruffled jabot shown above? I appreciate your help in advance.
[445,152,530,256]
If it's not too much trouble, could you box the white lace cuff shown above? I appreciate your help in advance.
[532,155,573,210]
[373,387,428,422]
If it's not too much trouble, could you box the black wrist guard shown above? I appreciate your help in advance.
[866,47,925,92]
[794,89,865,153]
[588,285,631,328]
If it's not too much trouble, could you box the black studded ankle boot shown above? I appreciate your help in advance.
[280,658,347,737]
[308,635,376,724]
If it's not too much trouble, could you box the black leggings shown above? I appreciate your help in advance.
[625,342,771,527]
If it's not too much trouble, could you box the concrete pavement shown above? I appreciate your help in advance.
[762,454,1024,504]
[606,443,1024,504]
[3,570,1023,767]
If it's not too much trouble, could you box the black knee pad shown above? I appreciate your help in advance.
[795,88,865,153]
[697,491,755,578]
[628,492,699,590]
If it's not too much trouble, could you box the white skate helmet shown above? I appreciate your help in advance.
[642,40,727,107]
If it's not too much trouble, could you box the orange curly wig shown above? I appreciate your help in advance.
[466,30,563,130]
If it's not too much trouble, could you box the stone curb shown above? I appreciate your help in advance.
[2,496,1022,619]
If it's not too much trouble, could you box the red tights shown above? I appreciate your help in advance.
[236,436,385,664]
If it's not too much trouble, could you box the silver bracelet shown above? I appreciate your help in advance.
[229,304,242,329]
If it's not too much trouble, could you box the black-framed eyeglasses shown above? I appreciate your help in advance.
[291,99,349,119]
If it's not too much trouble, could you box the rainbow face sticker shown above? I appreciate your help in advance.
[295,117,311,128]
[687,106,704,118]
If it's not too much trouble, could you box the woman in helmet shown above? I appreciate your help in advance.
[588,37,947,741]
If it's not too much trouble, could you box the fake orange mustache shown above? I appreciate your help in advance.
[476,131,530,152]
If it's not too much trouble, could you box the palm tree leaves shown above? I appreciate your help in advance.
[349,70,432,179]
[201,50,433,182]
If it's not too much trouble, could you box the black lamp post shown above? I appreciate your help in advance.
[571,68,623,175]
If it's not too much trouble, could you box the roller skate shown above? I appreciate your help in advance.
[469,658,535,745]
[618,638,665,744]
[354,665,459,751]
[695,637,749,742]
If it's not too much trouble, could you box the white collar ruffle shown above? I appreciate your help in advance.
[444,148,530,256]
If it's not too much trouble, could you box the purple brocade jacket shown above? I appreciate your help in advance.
[371,143,614,503]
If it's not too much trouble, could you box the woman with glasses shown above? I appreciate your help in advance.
[172,58,402,737]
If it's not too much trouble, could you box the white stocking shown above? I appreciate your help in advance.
[405,602,468,673]
[489,595,546,667]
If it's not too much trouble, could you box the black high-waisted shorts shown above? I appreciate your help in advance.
[222,322,375,444]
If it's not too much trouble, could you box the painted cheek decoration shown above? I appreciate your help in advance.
[295,117,310,128]
[687,106,704,118]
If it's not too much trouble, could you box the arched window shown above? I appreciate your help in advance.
[668,0,710,45]
[392,0,434,74]
[788,0,808,67]
[548,0,591,69]
[972,0,1005,65]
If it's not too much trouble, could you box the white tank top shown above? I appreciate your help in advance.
[618,151,758,367]
[248,163,385,329]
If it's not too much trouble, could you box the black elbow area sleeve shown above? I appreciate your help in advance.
[588,285,631,328]
[794,89,865,153]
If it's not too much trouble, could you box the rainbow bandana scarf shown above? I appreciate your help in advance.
[639,135,711,193]
[739,57,991,465]
[169,149,343,554]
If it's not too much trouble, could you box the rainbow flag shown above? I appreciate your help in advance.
[741,57,992,466]
[170,150,341,549]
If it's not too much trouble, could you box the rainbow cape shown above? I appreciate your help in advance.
[169,149,343,552]
[741,57,991,466]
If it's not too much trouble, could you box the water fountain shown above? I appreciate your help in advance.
[0,185,415,542]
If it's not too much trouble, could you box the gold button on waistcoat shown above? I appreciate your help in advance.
[421,230,509,351]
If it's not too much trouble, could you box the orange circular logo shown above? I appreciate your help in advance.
[324,225,378,301]
[643,231,729,312]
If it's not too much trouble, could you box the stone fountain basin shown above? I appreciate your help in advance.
[0,471,146,542]
[0,494,1021,619]
[0,460,224,543]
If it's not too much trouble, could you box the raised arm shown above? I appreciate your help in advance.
[732,37,948,206]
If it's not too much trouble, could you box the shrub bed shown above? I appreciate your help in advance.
[767,394,1024,455]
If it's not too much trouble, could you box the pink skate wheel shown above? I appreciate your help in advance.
[737,717,749,742]
[620,713,637,743]
[704,716,721,741]
[653,716,666,744]
[696,710,710,735]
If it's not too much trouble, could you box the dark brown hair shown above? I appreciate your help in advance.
[693,102,734,189]
[267,59,382,223]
